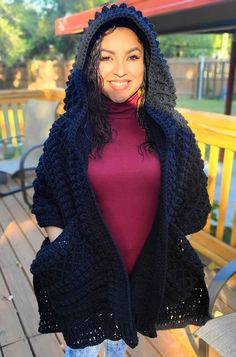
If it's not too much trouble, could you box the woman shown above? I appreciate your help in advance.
[30,3,212,357]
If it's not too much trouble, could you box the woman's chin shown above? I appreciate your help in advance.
[111,97,128,103]
[103,91,134,104]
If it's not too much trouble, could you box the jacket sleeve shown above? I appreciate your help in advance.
[31,153,64,229]
[174,126,212,236]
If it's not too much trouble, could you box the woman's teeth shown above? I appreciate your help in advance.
[109,81,130,90]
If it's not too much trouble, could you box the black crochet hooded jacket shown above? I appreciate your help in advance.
[30,3,212,350]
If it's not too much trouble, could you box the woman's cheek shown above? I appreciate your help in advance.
[99,63,112,78]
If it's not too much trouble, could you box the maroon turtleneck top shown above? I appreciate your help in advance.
[88,90,161,273]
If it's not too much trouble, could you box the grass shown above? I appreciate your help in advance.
[176,98,236,115]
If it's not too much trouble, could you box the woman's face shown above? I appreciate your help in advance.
[98,27,144,103]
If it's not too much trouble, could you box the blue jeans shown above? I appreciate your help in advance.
[64,339,128,357]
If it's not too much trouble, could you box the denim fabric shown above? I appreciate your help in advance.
[64,343,100,357]
[104,339,128,357]
[64,339,128,357]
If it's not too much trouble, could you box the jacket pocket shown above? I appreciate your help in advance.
[30,218,103,316]
[30,218,77,275]
[164,222,205,305]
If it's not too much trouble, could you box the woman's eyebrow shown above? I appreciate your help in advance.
[100,47,143,54]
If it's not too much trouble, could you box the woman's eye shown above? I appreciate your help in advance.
[100,56,111,61]
[128,55,140,60]
[100,55,140,61]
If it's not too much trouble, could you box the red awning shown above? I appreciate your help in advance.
[55,0,227,36]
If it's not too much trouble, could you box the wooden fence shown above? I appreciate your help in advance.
[1,58,235,98]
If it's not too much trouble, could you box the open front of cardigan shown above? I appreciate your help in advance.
[30,3,212,350]
[30,107,212,349]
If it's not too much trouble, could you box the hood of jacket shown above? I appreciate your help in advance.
[61,3,179,150]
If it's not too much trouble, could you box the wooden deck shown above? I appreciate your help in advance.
[0,174,234,356]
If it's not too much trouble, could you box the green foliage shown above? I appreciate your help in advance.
[176,98,236,115]
[3,144,23,159]
[0,0,104,66]
[211,200,220,223]
[0,1,232,67]
[0,2,27,66]
[158,33,228,58]
[210,200,232,244]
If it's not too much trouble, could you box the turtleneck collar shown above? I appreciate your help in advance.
[102,89,140,119]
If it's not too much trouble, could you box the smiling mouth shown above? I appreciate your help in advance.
[109,81,131,90]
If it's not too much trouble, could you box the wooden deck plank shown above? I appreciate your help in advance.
[0,227,40,337]
[55,333,67,354]
[2,339,33,357]
[0,270,25,346]
[30,334,64,357]
[146,330,192,357]
[4,191,44,252]
[3,179,44,252]
[0,226,67,356]
[126,333,161,356]
[0,199,36,284]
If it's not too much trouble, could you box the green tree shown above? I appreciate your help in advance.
[0,2,27,65]
[0,0,105,66]
[25,0,106,59]
[158,33,231,58]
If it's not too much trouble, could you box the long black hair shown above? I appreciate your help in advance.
[85,26,156,159]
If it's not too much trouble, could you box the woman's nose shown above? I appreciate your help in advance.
[113,60,128,77]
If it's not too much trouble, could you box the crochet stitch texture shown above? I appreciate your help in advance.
[30,3,212,350]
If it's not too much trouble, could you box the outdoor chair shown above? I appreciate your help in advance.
[195,311,236,357]
[185,258,236,357]
[0,99,58,209]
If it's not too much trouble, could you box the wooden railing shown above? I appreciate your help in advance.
[1,89,236,265]
[0,89,64,159]
[179,108,236,266]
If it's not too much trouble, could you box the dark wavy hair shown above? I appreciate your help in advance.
[85,26,156,159]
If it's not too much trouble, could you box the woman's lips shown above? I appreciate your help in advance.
[109,80,131,91]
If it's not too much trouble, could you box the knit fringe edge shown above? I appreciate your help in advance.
[154,313,212,332]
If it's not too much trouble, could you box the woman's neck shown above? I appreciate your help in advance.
[102,90,141,119]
